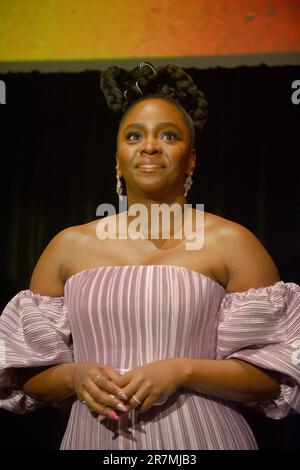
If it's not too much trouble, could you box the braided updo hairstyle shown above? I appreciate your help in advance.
[100,62,208,144]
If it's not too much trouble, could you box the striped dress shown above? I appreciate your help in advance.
[0,265,300,449]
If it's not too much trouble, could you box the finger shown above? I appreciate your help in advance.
[130,392,157,412]
[127,383,161,412]
[138,394,159,412]
[126,383,151,410]
[130,393,143,409]
[94,373,129,403]
[104,368,130,401]
[97,365,125,391]
[104,365,123,382]
[80,391,120,420]
[114,370,142,402]
[113,372,133,389]
[121,379,143,407]
[139,392,168,411]
[88,380,128,413]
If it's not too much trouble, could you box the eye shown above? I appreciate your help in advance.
[125,131,141,142]
[161,131,180,141]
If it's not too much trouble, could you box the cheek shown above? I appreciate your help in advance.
[116,148,137,175]
[117,145,133,162]
[170,148,189,165]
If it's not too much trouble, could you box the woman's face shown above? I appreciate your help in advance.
[116,98,196,200]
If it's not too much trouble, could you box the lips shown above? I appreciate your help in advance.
[136,158,165,169]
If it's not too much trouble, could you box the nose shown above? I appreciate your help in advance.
[141,135,161,155]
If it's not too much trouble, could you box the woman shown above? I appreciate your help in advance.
[0,63,299,450]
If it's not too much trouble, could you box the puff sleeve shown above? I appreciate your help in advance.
[216,280,300,418]
[0,289,74,414]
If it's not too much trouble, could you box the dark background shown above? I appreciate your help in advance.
[0,65,299,449]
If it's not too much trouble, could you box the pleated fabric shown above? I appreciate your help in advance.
[0,290,73,413]
[1,264,300,449]
[217,280,300,419]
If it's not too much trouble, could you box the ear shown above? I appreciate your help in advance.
[187,148,196,173]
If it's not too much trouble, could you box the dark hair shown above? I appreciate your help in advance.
[100,62,208,143]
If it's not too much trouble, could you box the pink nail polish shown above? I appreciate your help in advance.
[108,411,119,421]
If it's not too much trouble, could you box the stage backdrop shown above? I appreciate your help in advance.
[1,65,299,296]
[0,0,299,69]
[0,64,299,449]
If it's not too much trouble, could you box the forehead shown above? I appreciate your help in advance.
[120,98,188,129]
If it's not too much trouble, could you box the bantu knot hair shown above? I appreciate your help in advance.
[100,62,208,136]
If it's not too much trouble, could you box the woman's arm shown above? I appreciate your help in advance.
[178,357,280,403]
[22,362,130,419]
[114,356,280,411]
[22,228,78,403]
[22,363,77,403]
[20,228,79,402]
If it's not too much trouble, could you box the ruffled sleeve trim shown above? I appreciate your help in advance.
[217,280,300,419]
[0,289,74,414]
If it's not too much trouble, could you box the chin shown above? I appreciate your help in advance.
[133,175,167,190]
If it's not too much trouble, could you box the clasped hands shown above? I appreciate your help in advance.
[72,359,185,421]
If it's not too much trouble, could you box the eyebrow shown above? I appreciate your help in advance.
[123,122,182,134]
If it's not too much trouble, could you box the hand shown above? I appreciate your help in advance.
[114,359,186,412]
[71,363,129,420]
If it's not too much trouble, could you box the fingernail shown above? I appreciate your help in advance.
[118,392,128,401]
[108,411,119,421]
[117,403,128,412]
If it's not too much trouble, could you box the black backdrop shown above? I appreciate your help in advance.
[0,65,299,449]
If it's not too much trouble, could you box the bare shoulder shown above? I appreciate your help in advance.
[29,224,87,296]
[204,212,281,293]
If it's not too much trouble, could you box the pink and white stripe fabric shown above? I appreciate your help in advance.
[217,281,300,418]
[0,264,300,449]
[0,291,73,414]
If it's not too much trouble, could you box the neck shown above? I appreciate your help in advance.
[118,193,189,240]
[128,193,186,210]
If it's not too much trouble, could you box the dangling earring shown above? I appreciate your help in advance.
[116,174,123,201]
[184,172,193,197]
